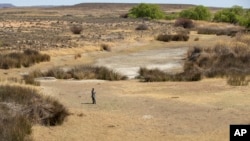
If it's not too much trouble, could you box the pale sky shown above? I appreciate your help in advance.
[1,0,250,8]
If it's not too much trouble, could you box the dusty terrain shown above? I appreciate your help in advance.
[32,78,250,141]
[0,3,249,141]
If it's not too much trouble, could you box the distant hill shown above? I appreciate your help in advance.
[0,3,15,8]
[72,3,196,9]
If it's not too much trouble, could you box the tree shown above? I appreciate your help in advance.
[213,5,250,27]
[179,5,211,21]
[128,3,165,19]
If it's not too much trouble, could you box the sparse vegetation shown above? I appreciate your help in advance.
[0,84,69,141]
[128,3,165,19]
[0,49,50,69]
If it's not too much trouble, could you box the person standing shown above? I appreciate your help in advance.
[91,88,96,104]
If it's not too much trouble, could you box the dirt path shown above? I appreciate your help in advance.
[32,79,250,141]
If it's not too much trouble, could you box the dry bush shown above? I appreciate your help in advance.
[100,44,111,52]
[156,34,189,42]
[25,65,128,82]
[186,43,250,85]
[70,24,83,34]
[0,113,32,141]
[138,67,201,82]
[174,18,194,29]
[0,49,50,69]
[197,27,239,36]
[0,84,69,140]
[135,24,149,30]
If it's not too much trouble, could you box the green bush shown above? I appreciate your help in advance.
[128,3,165,19]
[213,6,250,27]
[179,5,211,21]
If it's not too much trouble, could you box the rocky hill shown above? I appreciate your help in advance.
[0,3,15,8]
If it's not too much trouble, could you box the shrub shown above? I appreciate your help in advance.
[197,27,238,36]
[179,5,211,21]
[135,24,149,30]
[128,3,165,19]
[137,67,201,82]
[70,24,83,34]
[100,44,111,52]
[0,84,69,126]
[24,65,128,82]
[0,49,50,69]
[156,34,189,42]
[174,18,194,28]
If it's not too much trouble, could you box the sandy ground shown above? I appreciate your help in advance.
[32,79,250,141]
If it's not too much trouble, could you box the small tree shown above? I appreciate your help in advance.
[128,3,165,19]
[180,5,211,21]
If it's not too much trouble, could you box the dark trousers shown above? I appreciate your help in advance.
[92,97,96,104]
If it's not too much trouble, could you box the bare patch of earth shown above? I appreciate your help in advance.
[95,47,187,78]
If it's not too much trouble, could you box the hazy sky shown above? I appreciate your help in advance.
[2,0,250,8]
